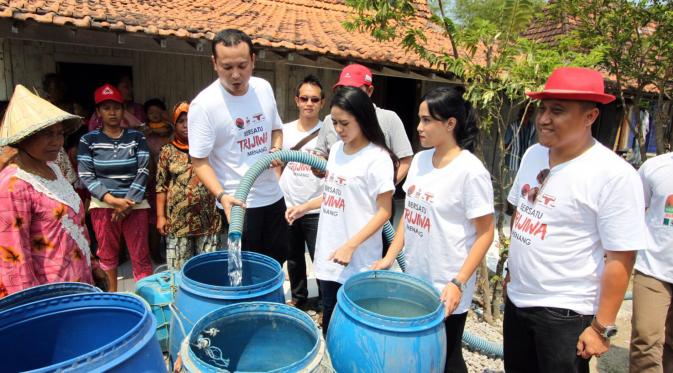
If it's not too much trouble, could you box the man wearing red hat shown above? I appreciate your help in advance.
[314,64,413,185]
[504,67,647,372]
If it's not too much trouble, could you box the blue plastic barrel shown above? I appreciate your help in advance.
[178,302,331,372]
[327,270,447,373]
[169,250,285,361]
[0,282,100,312]
[136,271,177,352]
[0,292,166,372]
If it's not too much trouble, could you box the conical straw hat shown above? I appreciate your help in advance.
[0,84,82,146]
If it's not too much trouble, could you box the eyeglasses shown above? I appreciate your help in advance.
[521,168,550,203]
[298,96,321,103]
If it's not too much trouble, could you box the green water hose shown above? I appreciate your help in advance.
[228,150,407,272]
[226,150,512,359]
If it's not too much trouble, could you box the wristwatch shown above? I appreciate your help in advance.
[450,278,465,292]
[591,317,618,339]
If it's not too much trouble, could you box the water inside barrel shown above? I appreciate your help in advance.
[193,314,316,371]
[354,297,434,318]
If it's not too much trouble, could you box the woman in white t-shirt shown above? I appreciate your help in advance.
[286,86,398,333]
[372,86,494,373]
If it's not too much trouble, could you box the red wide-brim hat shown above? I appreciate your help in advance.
[526,67,616,104]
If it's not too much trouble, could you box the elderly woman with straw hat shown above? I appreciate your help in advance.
[0,85,103,298]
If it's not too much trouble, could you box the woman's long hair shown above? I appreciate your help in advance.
[421,86,479,152]
[330,86,399,179]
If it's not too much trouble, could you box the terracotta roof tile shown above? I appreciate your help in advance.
[0,0,454,70]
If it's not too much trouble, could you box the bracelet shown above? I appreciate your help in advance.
[216,191,227,203]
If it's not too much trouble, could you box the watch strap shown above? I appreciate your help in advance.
[450,278,465,292]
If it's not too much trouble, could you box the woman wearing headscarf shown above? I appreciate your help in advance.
[0,85,103,297]
[155,101,221,270]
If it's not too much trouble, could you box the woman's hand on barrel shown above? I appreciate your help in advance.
[329,243,356,266]
[440,282,462,318]
[370,256,394,270]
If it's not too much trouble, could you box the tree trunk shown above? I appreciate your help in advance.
[472,113,494,324]
[654,93,671,154]
[490,115,511,321]
[477,258,494,324]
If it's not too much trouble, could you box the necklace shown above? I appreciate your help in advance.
[432,146,461,169]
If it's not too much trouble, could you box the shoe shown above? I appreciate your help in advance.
[286,299,308,310]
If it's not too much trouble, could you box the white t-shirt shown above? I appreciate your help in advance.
[635,152,673,283]
[314,141,395,283]
[279,120,323,214]
[506,142,647,315]
[403,149,494,314]
[188,77,284,208]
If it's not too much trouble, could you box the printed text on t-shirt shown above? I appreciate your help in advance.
[511,201,548,245]
[237,125,268,155]
[322,174,346,216]
[404,185,432,237]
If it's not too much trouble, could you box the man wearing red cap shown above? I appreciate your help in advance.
[504,67,647,372]
[315,64,413,185]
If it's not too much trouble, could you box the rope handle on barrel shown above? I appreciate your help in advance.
[193,327,230,369]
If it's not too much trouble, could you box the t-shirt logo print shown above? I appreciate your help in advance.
[235,118,245,129]
[664,194,673,226]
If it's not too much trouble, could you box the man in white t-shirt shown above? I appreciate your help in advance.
[189,29,287,265]
[280,75,325,308]
[630,152,673,373]
[314,64,413,185]
[504,67,647,373]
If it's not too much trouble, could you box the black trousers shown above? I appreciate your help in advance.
[444,312,468,373]
[503,298,592,373]
[221,197,288,266]
[318,280,342,335]
[287,213,319,302]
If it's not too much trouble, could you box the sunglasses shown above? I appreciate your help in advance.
[298,96,322,103]
[522,168,550,203]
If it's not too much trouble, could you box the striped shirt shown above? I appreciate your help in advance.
[77,128,150,202]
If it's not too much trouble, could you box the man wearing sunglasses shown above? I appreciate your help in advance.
[279,75,326,310]
[314,64,413,185]
[504,67,647,373]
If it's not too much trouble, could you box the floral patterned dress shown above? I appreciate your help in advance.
[0,163,93,298]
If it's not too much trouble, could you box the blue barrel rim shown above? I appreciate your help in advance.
[0,292,158,372]
[185,302,321,373]
[0,282,100,312]
[337,270,445,333]
[180,251,284,299]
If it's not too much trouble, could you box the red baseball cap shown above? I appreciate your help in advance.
[526,67,615,104]
[333,64,374,90]
[94,83,124,105]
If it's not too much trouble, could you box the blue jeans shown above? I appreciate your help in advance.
[503,298,593,373]
[287,213,319,303]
